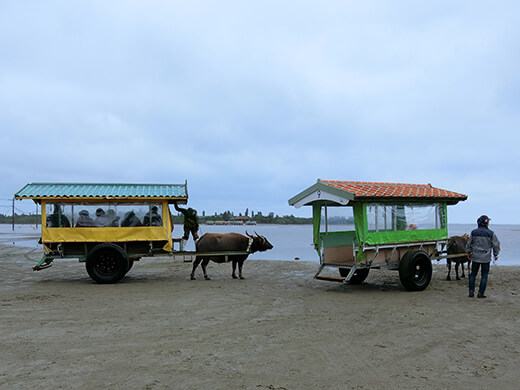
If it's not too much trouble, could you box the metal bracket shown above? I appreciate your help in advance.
[388,245,398,263]
[343,266,358,283]
[314,264,325,279]
[366,246,380,267]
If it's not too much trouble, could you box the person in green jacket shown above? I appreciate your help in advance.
[174,202,199,247]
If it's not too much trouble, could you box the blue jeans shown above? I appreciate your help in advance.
[469,262,490,295]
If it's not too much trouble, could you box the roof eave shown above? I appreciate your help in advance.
[14,182,189,202]
[352,196,467,205]
[15,195,188,203]
[288,180,355,208]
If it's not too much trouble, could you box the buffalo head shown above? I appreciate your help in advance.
[246,231,274,252]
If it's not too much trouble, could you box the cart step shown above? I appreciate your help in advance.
[315,275,345,283]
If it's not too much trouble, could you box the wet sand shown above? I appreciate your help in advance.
[1,244,520,389]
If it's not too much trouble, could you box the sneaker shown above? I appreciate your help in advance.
[469,292,474,297]
[477,293,487,298]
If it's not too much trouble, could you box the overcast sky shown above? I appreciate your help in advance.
[1,1,519,223]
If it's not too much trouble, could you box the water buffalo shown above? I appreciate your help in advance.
[447,234,470,280]
[191,232,273,280]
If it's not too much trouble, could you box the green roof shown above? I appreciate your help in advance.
[15,183,188,201]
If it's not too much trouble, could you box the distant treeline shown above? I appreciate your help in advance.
[176,211,353,225]
[2,211,354,226]
[0,213,40,224]
[1,212,354,225]
[325,216,355,225]
[1,212,312,225]
[175,210,313,225]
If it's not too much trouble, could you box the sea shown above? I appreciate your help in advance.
[1,223,518,266]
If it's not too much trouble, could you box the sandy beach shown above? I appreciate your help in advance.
[1,244,520,389]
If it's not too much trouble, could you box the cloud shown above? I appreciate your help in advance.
[1,0,519,222]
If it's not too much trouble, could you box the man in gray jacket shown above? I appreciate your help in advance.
[466,215,500,298]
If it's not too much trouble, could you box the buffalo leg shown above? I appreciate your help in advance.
[455,262,461,280]
[232,260,238,279]
[191,256,203,280]
[201,258,211,280]
[238,260,244,279]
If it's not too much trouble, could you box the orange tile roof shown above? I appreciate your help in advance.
[321,180,467,201]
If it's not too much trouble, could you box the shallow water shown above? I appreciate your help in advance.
[0,224,41,248]
[1,223,518,265]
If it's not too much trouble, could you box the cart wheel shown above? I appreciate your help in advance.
[339,268,370,284]
[399,250,432,291]
[86,244,129,284]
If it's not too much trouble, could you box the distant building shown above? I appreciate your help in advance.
[233,216,251,224]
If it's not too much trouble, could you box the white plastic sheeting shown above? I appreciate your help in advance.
[367,203,444,232]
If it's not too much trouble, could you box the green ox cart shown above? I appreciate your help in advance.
[289,180,467,291]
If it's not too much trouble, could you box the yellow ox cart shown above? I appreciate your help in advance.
[15,182,246,284]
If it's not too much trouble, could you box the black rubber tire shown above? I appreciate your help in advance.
[339,268,370,284]
[86,243,129,284]
[398,250,432,291]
